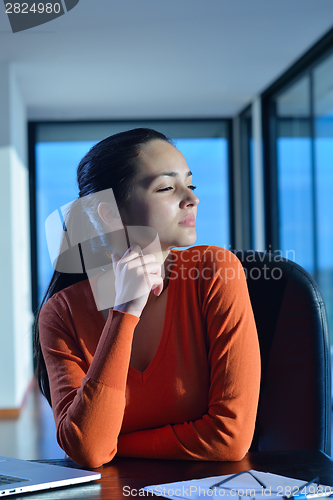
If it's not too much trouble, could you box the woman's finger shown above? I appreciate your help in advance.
[110,252,120,269]
[113,245,142,264]
[152,281,164,296]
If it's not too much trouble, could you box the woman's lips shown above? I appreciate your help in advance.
[179,216,196,227]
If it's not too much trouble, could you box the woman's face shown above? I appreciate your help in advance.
[120,139,199,251]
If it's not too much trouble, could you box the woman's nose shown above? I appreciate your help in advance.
[182,189,199,207]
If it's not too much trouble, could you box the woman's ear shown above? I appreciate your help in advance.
[97,202,110,224]
[97,202,125,230]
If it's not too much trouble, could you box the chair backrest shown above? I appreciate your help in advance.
[234,251,331,455]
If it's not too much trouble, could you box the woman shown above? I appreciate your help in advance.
[34,128,261,468]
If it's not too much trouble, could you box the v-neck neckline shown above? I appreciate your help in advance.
[129,248,176,384]
[128,275,174,384]
[95,249,177,384]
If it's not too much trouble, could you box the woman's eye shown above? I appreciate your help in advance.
[157,185,196,192]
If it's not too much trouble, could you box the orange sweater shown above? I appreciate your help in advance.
[39,245,260,468]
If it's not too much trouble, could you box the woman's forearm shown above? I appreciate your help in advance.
[40,308,139,467]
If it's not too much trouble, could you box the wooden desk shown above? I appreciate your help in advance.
[20,451,333,499]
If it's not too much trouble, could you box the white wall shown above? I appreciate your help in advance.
[251,96,266,252]
[0,63,34,410]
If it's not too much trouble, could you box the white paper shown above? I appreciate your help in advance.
[142,469,333,500]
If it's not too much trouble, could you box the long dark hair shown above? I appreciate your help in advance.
[33,128,171,405]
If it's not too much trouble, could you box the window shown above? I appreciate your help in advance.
[263,34,333,343]
[275,75,314,272]
[314,51,333,342]
[30,120,231,309]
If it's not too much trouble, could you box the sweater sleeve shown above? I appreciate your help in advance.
[39,301,139,468]
[116,250,261,461]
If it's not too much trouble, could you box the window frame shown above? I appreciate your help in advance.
[239,104,254,250]
[261,27,333,253]
[28,118,233,313]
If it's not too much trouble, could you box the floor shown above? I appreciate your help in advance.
[0,380,64,460]
[0,380,332,461]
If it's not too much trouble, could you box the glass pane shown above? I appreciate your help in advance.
[36,141,97,302]
[175,138,230,250]
[36,136,230,305]
[275,75,314,271]
[314,51,333,343]
[276,76,310,118]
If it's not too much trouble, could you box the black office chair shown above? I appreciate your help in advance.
[233,251,331,455]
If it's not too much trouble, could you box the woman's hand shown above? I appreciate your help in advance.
[111,245,164,317]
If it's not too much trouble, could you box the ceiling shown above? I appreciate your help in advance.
[1,0,333,121]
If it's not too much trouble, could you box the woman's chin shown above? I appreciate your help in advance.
[177,232,198,248]
[187,229,197,244]
[161,230,197,250]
